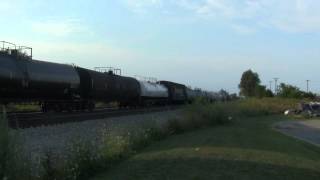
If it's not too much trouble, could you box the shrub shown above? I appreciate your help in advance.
[129,127,165,151]
[41,152,62,180]
[0,107,10,179]
[235,98,299,117]
[0,106,31,180]
[166,102,232,133]
[101,134,131,161]
[166,118,186,134]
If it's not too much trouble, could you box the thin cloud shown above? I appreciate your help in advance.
[231,24,256,34]
[31,18,88,37]
[181,0,320,33]
[124,0,320,33]
[124,0,163,13]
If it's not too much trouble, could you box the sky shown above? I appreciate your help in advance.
[1,0,320,93]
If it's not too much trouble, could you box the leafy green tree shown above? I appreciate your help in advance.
[276,83,316,99]
[302,92,316,99]
[278,83,303,98]
[265,89,274,97]
[239,70,261,97]
[254,85,274,98]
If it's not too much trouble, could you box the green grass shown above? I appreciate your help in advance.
[92,115,320,180]
[6,103,40,112]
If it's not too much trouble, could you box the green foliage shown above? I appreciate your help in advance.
[302,92,316,99]
[102,135,131,161]
[6,103,40,112]
[0,106,31,180]
[64,140,102,180]
[265,89,274,97]
[239,70,274,98]
[278,83,303,98]
[0,107,9,179]
[41,152,62,180]
[234,98,299,116]
[278,83,316,99]
[238,69,315,100]
[164,102,233,135]
[165,98,297,135]
[39,140,106,180]
[254,85,274,98]
[239,69,261,97]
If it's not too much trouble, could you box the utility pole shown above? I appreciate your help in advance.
[306,80,310,93]
[274,78,279,94]
[269,81,272,91]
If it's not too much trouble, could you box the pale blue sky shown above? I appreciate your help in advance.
[1,0,320,93]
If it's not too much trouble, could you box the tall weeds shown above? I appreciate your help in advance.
[0,106,31,180]
[0,106,9,179]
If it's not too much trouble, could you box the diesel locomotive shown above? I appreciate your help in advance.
[0,41,217,112]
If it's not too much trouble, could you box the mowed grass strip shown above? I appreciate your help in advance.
[92,116,320,180]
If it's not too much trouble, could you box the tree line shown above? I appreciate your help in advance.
[239,69,316,99]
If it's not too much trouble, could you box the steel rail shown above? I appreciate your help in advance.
[8,106,181,129]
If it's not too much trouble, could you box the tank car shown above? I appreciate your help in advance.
[75,67,141,108]
[158,81,187,104]
[0,43,81,111]
[186,88,197,103]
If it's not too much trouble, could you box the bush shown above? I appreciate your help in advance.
[172,97,298,133]
[164,102,232,134]
[235,98,299,117]
[41,152,62,180]
[101,134,131,161]
[0,106,31,180]
[0,107,10,179]
[64,140,102,180]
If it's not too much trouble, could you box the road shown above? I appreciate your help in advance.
[274,120,320,147]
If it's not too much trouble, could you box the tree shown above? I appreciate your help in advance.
[278,83,303,98]
[239,70,261,97]
[265,89,274,97]
[217,89,230,101]
[254,85,274,98]
[302,92,316,99]
[278,83,316,99]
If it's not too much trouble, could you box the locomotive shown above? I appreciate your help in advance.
[0,41,217,112]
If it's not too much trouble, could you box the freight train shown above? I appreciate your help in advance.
[0,41,220,112]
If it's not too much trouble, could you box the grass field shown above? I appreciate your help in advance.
[92,115,320,180]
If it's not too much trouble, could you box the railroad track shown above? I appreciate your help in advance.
[8,106,181,129]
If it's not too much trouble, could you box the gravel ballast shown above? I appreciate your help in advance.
[13,110,182,171]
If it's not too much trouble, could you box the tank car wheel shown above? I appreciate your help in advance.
[66,104,73,112]
[41,103,48,113]
[88,102,95,112]
[54,104,63,112]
